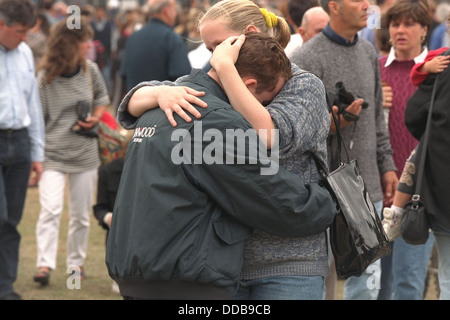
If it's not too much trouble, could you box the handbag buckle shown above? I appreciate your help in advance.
[411,194,421,210]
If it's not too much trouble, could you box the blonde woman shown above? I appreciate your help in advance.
[33,16,110,286]
[116,0,332,300]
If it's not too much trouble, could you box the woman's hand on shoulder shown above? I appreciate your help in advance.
[129,85,207,127]
[158,86,208,127]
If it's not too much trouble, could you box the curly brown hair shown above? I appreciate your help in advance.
[39,15,94,84]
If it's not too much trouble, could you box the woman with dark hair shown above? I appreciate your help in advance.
[33,16,110,286]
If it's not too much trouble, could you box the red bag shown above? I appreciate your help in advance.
[98,111,128,165]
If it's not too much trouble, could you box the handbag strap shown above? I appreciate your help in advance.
[327,95,350,166]
[413,72,440,200]
[311,151,328,178]
[86,63,94,95]
[312,95,352,176]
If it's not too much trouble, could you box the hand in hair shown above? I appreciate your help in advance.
[209,34,246,72]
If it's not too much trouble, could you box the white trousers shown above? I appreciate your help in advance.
[36,169,97,270]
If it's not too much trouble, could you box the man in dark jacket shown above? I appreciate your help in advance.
[119,0,192,91]
[106,33,336,300]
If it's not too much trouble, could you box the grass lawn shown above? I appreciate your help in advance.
[15,185,121,300]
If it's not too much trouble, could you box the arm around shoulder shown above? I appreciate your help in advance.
[117,79,207,128]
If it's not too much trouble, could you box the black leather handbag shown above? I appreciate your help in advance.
[401,197,430,245]
[313,113,391,279]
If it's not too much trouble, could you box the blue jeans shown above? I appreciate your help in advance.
[0,129,31,296]
[343,200,383,300]
[378,241,394,300]
[391,234,434,300]
[433,229,450,300]
[379,225,435,300]
[233,276,325,300]
[378,210,435,300]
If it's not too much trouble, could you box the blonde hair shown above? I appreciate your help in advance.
[198,0,291,49]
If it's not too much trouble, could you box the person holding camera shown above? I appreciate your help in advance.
[33,16,110,286]
[290,0,398,300]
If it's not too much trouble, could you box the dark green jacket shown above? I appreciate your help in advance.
[105,69,335,297]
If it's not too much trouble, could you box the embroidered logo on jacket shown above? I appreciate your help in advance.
[132,126,156,142]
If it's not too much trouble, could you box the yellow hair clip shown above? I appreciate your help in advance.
[260,8,278,29]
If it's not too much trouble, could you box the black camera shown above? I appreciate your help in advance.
[327,82,368,116]
[76,100,91,121]
[71,101,98,138]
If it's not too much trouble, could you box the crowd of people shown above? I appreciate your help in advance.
[0,0,449,301]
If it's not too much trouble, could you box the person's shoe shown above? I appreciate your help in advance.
[0,291,22,300]
[382,207,403,241]
[33,267,50,286]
